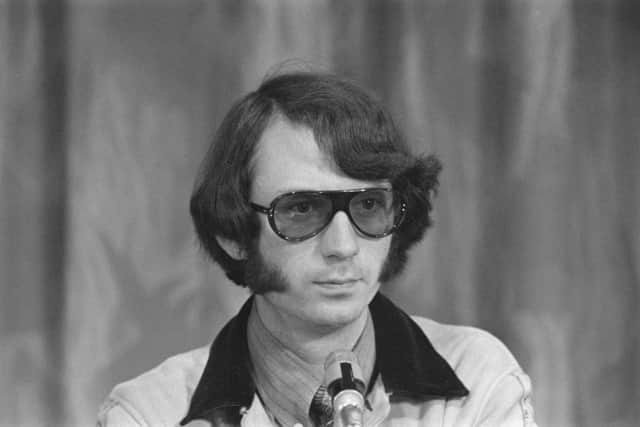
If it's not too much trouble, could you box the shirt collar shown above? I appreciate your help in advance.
[180,292,469,425]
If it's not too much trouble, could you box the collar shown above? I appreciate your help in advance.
[180,292,469,425]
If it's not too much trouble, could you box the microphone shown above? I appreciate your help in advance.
[324,351,366,427]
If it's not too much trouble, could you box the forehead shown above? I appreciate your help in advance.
[250,118,386,202]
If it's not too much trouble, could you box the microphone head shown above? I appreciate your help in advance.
[324,351,366,427]
[324,350,365,397]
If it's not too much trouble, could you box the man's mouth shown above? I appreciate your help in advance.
[314,278,361,285]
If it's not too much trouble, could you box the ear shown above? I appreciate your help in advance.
[215,236,247,260]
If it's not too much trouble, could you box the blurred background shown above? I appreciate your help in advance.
[1,0,639,426]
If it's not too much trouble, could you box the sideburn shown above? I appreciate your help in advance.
[243,243,289,294]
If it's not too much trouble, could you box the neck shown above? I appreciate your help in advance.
[253,295,369,366]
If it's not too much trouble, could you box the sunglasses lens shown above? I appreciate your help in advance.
[271,189,404,240]
[273,193,332,239]
[349,189,400,236]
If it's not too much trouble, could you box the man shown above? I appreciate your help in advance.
[98,71,537,426]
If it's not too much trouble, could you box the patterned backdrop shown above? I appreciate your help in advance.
[1,1,639,426]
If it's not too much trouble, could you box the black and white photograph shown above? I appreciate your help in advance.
[1,1,639,426]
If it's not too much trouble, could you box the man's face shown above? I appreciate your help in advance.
[247,118,392,331]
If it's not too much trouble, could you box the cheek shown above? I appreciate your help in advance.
[257,226,309,276]
[362,238,392,276]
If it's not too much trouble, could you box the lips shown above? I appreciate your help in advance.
[314,278,361,285]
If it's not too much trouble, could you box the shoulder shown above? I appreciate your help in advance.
[97,346,210,426]
[410,316,536,425]
[411,316,520,374]
[411,315,522,390]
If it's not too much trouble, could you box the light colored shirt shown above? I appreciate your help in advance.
[98,293,537,427]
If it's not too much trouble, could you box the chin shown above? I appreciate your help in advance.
[308,298,368,328]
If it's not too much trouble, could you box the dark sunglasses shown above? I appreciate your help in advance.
[250,188,406,242]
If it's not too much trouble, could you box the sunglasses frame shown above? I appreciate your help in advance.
[250,187,407,242]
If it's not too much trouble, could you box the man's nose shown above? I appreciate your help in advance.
[320,211,359,259]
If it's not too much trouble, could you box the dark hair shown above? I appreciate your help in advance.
[190,71,442,287]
